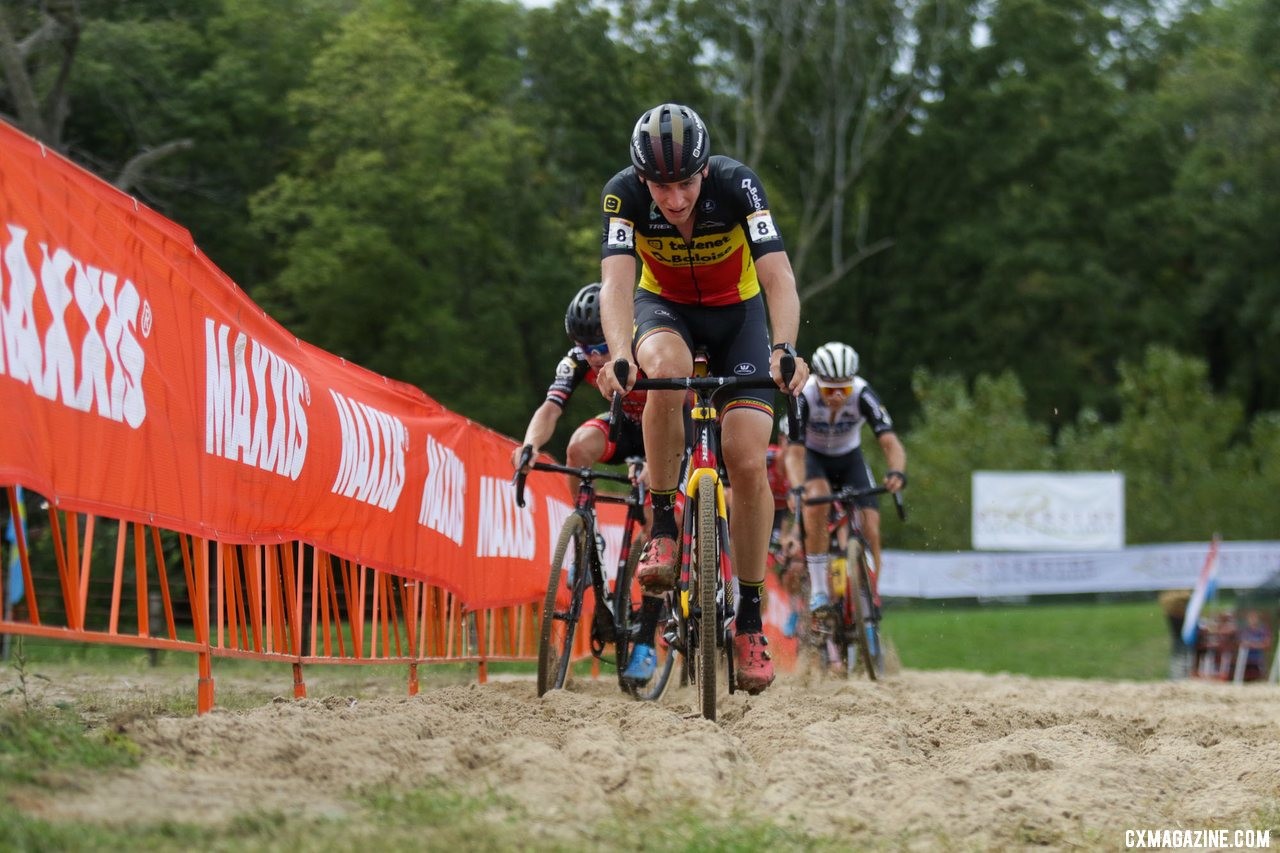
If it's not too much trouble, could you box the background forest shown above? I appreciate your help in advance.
[2,0,1277,551]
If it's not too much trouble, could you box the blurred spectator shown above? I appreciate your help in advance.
[1237,609,1272,682]
[1158,588,1193,679]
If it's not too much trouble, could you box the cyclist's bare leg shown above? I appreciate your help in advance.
[801,478,831,555]
[862,506,884,577]
[720,406,774,587]
[635,331,692,492]
[632,331,691,592]
[802,477,833,605]
[722,406,776,692]
[564,423,607,494]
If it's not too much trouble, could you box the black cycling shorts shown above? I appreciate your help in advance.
[633,290,773,416]
[804,446,880,510]
[582,411,645,465]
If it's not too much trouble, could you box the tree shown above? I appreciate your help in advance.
[1056,345,1250,543]
[859,0,1201,428]
[0,0,197,191]
[249,0,576,436]
[896,367,1052,550]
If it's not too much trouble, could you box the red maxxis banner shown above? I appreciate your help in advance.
[0,120,612,609]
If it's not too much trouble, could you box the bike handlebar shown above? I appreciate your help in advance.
[607,357,803,443]
[512,446,639,509]
[803,484,907,521]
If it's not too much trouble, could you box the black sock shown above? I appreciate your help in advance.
[650,488,678,540]
[638,595,662,644]
[737,580,765,634]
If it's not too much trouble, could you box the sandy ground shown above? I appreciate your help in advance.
[6,663,1280,849]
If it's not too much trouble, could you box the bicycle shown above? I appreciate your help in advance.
[513,452,676,699]
[610,355,799,720]
[795,483,906,680]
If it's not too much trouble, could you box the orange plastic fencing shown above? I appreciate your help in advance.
[1,485,592,711]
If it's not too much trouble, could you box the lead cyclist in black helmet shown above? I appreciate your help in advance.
[594,103,809,696]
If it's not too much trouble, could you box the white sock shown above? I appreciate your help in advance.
[807,554,830,599]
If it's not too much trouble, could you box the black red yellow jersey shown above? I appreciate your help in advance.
[545,346,646,424]
[600,155,786,307]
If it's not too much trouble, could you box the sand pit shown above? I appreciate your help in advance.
[8,664,1279,848]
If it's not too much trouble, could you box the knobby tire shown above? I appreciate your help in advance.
[695,475,719,720]
[847,537,881,681]
[537,512,588,696]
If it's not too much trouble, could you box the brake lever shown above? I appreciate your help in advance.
[513,444,533,508]
[608,359,630,444]
[780,355,802,441]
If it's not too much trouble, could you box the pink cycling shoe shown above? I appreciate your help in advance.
[733,631,775,695]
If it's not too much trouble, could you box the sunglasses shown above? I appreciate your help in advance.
[819,384,854,398]
[578,342,609,356]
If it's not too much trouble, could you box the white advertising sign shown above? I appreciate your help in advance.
[879,541,1280,599]
[972,471,1124,551]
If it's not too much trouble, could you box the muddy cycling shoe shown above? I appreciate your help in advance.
[621,643,656,684]
[733,632,775,695]
[635,536,679,592]
[808,590,832,611]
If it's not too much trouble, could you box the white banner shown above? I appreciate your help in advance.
[972,471,1125,550]
[880,540,1280,599]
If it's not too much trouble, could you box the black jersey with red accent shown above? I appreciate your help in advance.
[600,155,786,307]
[545,346,646,423]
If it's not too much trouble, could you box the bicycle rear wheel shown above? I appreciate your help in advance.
[537,512,590,696]
[693,475,719,720]
[847,538,884,680]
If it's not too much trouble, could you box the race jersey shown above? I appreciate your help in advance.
[797,376,895,456]
[600,155,786,307]
[545,346,646,423]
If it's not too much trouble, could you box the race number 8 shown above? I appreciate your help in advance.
[607,217,635,249]
[747,210,779,243]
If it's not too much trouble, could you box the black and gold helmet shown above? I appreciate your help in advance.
[629,103,710,183]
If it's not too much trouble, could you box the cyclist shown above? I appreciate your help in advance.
[595,102,808,695]
[783,341,906,615]
[512,283,645,480]
[511,282,666,685]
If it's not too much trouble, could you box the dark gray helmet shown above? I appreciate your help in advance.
[565,283,604,344]
[629,103,710,183]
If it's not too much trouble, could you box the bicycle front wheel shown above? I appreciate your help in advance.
[847,537,884,680]
[694,475,719,720]
[537,512,590,696]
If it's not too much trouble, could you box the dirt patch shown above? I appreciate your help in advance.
[7,665,1280,847]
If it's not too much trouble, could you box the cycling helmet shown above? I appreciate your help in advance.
[811,342,859,383]
[629,103,710,183]
[565,283,604,344]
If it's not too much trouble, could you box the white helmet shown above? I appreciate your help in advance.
[811,342,859,383]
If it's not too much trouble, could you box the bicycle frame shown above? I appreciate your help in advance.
[514,453,648,695]
[796,483,905,680]
[610,355,799,720]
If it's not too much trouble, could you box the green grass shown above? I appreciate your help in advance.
[0,706,140,786]
[885,598,1173,680]
[0,767,870,852]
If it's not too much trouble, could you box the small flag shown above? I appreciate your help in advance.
[1181,535,1221,647]
[4,486,28,607]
